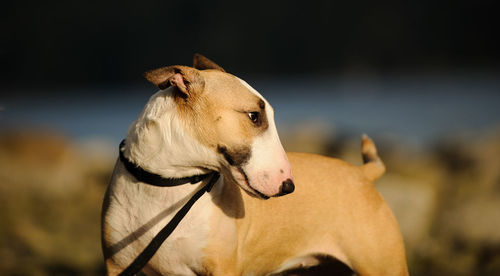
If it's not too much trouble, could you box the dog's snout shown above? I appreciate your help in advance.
[279,179,295,196]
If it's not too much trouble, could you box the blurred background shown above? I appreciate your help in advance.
[1,0,500,275]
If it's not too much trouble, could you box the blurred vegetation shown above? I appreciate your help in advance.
[0,130,111,275]
[1,126,500,275]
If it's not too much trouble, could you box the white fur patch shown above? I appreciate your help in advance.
[104,80,294,275]
[104,88,224,274]
[124,88,219,178]
[237,78,293,196]
[105,161,220,275]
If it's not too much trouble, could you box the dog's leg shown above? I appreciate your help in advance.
[354,136,409,275]
[341,190,409,276]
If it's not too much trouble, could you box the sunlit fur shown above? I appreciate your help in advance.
[123,89,220,178]
[102,59,408,276]
[103,87,221,275]
[236,78,292,196]
[103,79,293,274]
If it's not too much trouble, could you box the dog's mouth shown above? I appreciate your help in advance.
[230,166,270,200]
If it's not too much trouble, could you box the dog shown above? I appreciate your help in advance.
[101,54,409,275]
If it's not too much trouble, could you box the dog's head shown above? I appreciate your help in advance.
[130,54,293,199]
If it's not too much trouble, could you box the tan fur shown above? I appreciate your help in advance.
[360,134,386,182]
[175,69,267,154]
[203,152,408,275]
[102,55,408,275]
[144,65,269,174]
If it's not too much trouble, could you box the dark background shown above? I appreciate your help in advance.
[3,0,499,87]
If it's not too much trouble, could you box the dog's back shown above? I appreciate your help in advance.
[202,140,408,275]
[286,151,407,275]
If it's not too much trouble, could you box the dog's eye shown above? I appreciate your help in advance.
[248,112,260,124]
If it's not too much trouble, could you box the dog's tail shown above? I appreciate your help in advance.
[360,134,385,182]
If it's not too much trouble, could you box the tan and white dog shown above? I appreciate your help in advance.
[101,54,409,276]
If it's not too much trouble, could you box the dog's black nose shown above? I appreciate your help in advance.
[280,179,295,195]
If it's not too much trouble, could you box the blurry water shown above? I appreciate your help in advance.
[1,74,499,145]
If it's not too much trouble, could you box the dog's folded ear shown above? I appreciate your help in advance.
[143,65,204,98]
[193,53,225,72]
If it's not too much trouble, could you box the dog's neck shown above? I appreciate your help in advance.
[122,88,218,179]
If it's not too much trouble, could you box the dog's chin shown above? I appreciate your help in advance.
[227,166,270,200]
[241,184,271,200]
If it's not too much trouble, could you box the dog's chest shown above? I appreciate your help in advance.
[105,170,214,275]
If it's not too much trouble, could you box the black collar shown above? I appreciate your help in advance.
[116,139,220,276]
[119,140,212,186]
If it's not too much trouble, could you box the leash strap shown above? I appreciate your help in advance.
[118,172,220,276]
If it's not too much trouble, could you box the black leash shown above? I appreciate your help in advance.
[117,140,220,276]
